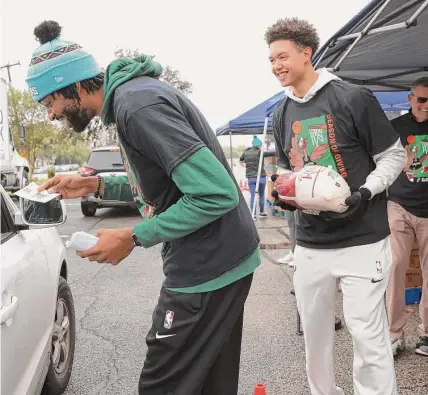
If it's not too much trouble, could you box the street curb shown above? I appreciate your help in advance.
[259,228,290,250]
[260,241,290,249]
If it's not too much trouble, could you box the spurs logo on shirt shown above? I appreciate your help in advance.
[403,134,428,183]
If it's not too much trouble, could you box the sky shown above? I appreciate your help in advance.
[0,0,369,146]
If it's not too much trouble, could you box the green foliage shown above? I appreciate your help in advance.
[47,166,55,179]
[114,47,192,95]
[8,87,90,176]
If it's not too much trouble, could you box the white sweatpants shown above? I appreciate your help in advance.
[293,237,397,395]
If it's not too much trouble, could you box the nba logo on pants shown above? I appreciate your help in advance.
[164,310,174,329]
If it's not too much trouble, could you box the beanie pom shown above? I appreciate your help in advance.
[34,21,62,44]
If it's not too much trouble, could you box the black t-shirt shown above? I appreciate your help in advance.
[388,111,428,217]
[273,80,399,249]
[111,76,259,287]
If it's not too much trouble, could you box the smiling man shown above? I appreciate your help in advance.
[386,77,428,358]
[265,17,407,395]
[27,21,260,395]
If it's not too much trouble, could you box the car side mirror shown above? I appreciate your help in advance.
[19,197,67,227]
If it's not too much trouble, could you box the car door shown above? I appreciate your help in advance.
[1,194,53,395]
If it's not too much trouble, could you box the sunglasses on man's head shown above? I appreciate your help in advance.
[410,94,428,104]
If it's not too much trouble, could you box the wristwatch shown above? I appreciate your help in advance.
[131,232,142,247]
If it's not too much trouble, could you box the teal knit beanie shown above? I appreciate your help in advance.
[252,136,262,148]
[26,21,102,101]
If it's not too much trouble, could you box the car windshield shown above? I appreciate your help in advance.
[87,150,124,170]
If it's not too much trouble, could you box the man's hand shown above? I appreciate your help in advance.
[38,175,101,199]
[77,228,135,265]
[271,190,297,212]
[320,187,372,222]
[271,173,297,212]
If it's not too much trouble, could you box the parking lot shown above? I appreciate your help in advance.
[59,201,427,395]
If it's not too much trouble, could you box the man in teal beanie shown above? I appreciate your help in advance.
[31,21,260,395]
[252,135,263,148]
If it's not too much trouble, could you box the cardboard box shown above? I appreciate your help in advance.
[406,268,423,288]
[267,180,276,205]
[264,156,277,165]
[409,248,421,269]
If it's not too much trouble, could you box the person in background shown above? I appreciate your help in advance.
[277,210,296,266]
[386,76,428,357]
[240,136,275,219]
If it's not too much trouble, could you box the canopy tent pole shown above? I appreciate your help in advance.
[251,117,269,219]
[229,131,233,169]
[322,0,428,74]
[332,0,392,71]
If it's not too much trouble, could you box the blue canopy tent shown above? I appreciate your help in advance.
[216,91,411,137]
[217,0,428,217]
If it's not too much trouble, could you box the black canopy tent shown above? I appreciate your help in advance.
[313,0,428,91]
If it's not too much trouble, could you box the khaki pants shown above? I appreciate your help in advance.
[386,201,428,338]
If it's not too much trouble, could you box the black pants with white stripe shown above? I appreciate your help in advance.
[139,274,253,395]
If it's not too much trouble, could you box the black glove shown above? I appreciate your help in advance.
[271,190,297,212]
[270,174,297,211]
[320,187,371,222]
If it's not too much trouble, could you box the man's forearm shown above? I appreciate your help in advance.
[132,147,239,248]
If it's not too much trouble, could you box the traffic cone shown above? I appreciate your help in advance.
[254,383,267,395]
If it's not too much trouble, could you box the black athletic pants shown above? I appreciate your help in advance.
[139,273,253,395]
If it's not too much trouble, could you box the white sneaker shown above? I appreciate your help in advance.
[277,251,294,266]
[391,336,405,357]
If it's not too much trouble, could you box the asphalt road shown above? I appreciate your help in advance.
[60,201,427,395]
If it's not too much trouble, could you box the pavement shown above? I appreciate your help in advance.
[59,201,427,395]
[254,214,290,249]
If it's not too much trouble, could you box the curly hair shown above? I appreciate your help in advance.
[50,73,104,103]
[265,18,320,57]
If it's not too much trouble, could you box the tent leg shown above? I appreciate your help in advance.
[252,117,269,219]
[229,131,233,169]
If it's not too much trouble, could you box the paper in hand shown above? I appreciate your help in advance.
[14,182,60,203]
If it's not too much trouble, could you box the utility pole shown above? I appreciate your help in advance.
[1,61,22,151]
[0,61,21,85]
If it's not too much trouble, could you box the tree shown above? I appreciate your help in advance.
[8,88,57,177]
[160,66,192,96]
[114,48,193,95]
[8,87,90,176]
[51,126,91,165]
[265,133,274,150]
[89,47,193,148]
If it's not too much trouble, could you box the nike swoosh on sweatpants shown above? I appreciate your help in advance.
[155,331,177,339]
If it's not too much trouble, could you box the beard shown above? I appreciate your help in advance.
[62,104,95,133]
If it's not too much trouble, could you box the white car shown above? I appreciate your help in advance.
[1,186,75,395]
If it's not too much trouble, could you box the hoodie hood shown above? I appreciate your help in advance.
[101,56,163,125]
[284,68,341,104]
